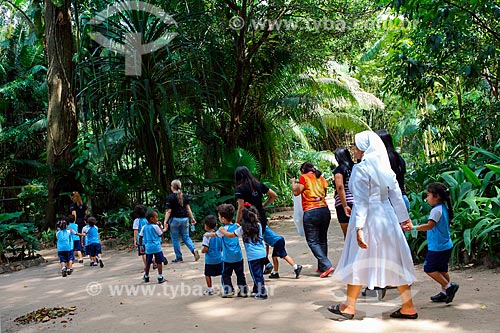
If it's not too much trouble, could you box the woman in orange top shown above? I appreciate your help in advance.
[291,162,334,278]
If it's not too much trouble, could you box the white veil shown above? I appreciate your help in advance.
[355,130,397,190]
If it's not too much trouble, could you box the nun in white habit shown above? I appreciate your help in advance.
[329,130,418,320]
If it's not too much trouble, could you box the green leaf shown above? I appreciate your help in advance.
[485,164,500,176]
[417,239,428,254]
[51,0,64,7]
[460,164,481,187]
[477,225,500,239]
[463,229,471,255]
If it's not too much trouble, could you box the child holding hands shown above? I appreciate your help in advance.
[201,215,223,295]
[403,182,459,303]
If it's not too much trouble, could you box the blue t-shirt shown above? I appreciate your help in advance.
[263,226,283,247]
[134,218,148,244]
[68,222,80,241]
[216,223,243,263]
[139,223,163,254]
[234,224,266,261]
[427,203,453,251]
[57,228,76,252]
[86,226,100,245]
[202,233,223,265]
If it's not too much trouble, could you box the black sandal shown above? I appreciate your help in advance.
[327,304,354,319]
[389,308,418,319]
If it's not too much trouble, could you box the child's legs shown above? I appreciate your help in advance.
[155,252,165,275]
[205,275,212,288]
[67,250,75,269]
[142,255,146,267]
[272,256,279,272]
[248,258,266,295]
[169,219,183,259]
[145,254,154,275]
[221,262,234,292]
[233,260,247,290]
[283,255,295,267]
[424,249,452,289]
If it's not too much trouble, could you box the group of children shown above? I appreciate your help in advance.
[130,202,302,300]
[56,215,104,277]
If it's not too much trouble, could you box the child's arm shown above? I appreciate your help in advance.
[133,230,139,245]
[217,226,239,238]
[404,219,436,232]
[139,235,143,246]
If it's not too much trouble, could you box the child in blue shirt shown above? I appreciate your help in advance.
[209,203,248,298]
[201,215,223,295]
[133,205,148,270]
[263,226,303,279]
[81,217,104,268]
[56,219,80,277]
[217,203,267,299]
[139,210,167,283]
[67,215,84,264]
[405,182,459,303]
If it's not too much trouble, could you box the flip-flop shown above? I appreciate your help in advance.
[327,304,354,319]
[389,308,418,319]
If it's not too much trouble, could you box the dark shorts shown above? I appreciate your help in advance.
[335,203,353,223]
[73,240,83,252]
[424,248,452,273]
[146,252,165,265]
[58,250,75,263]
[86,243,101,257]
[137,245,145,256]
[271,238,287,258]
[204,262,223,277]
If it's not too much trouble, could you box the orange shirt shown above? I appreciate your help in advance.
[299,172,328,212]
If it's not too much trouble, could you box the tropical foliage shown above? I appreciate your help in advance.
[0,0,499,265]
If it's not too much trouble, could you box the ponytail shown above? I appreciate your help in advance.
[428,182,454,223]
[171,179,184,206]
[300,162,322,179]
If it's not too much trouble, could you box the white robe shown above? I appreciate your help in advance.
[332,160,416,289]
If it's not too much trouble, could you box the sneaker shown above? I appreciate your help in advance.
[269,272,280,279]
[203,289,214,296]
[99,259,104,268]
[163,257,168,265]
[193,250,200,261]
[294,265,303,279]
[221,291,234,298]
[172,258,183,263]
[78,259,83,264]
[319,266,335,278]
[66,268,73,276]
[158,277,167,284]
[61,267,67,277]
[237,290,249,297]
[431,292,447,302]
[143,274,150,283]
[254,293,268,300]
[263,263,273,274]
[445,283,459,304]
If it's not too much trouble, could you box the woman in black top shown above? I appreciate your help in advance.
[234,166,277,273]
[333,147,355,238]
[70,191,87,233]
[376,129,410,210]
[163,179,200,263]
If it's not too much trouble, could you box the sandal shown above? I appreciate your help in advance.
[327,304,354,319]
[389,308,418,319]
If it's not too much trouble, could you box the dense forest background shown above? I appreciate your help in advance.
[0,0,499,266]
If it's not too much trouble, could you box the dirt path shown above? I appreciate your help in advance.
[0,210,498,333]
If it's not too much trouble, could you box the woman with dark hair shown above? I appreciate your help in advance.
[333,147,355,238]
[234,166,278,273]
[375,129,409,210]
[291,162,334,278]
[70,191,88,233]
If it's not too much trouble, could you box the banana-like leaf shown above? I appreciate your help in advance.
[417,239,428,254]
[485,164,500,175]
[460,164,481,187]
[463,229,471,255]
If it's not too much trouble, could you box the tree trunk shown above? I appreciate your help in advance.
[45,0,77,229]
